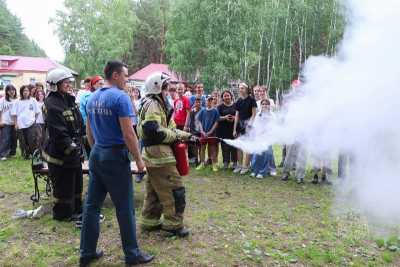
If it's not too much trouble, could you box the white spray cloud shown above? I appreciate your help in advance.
[227,0,400,227]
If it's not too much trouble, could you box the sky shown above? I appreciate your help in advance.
[6,0,65,62]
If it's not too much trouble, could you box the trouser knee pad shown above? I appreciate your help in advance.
[172,187,186,214]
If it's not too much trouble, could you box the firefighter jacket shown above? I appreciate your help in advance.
[42,91,84,168]
[137,95,191,168]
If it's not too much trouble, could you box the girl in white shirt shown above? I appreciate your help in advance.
[250,99,277,178]
[35,89,46,148]
[0,85,18,160]
[11,85,40,159]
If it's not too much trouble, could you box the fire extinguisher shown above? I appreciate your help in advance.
[173,142,189,176]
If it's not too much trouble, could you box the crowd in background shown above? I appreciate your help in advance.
[0,76,351,184]
[0,83,46,160]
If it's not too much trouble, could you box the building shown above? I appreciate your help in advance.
[0,55,78,94]
[128,63,183,89]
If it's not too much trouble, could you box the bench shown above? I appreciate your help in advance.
[31,150,145,205]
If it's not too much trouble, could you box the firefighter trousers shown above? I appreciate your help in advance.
[142,165,186,231]
[49,163,83,220]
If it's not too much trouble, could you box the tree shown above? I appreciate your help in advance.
[125,0,171,73]
[0,0,45,57]
[166,0,344,92]
[52,0,137,78]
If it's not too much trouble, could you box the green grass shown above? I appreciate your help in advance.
[1,148,400,266]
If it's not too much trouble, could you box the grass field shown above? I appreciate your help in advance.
[1,148,400,267]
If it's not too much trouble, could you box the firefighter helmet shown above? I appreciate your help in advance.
[142,72,171,96]
[46,68,74,92]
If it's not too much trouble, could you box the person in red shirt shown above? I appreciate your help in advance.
[173,82,191,131]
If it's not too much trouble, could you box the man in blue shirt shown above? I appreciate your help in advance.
[79,61,154,267]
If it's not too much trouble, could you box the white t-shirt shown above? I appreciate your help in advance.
[134,99,141,111]
[11,98,39,129]
[257,98,275,111]
[36,101,45,124]
[0,98,17,125]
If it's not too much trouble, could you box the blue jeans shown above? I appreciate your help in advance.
[80,145,140,263]
[251,146,275,176]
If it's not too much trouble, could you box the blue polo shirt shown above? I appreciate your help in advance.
[86,86,133,147]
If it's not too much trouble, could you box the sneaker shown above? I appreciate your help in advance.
[0,157,6,161]
[297,178,304,184]
[240,168,250,175]
[256,174,264,179]
[195,163,205,171]
[212,164,219,172]
[270,170,277,176]
[231,163,238,170]
[250,172,256,177]
[233,166,242,174]
[281,173,289,181]
[99,214,105,223]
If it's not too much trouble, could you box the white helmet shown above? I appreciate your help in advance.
[143,72,171,96]
[46,68,74,92]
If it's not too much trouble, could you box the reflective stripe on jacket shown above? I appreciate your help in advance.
[138,96,190,167]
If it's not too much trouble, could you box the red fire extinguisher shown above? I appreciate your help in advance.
[173,142,189,176]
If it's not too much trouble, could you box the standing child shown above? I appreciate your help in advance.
[173,83,191,131]
[0,85,18,160]
[196,96,220,172]
[34,90,46,149]
[186,97,202,165]
[233,83,257,175]
[11,85,40,159]
[250,99,277,178]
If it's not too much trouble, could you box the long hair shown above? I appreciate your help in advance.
[239,82,251,97]
[19,85,30,100]
[35,89,45,102]
[5,84,17,102]
[220,89,234,103]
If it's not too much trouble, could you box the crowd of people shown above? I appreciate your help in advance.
[157,82,283,180]
[0,72,349,184]
[0,61,352,266]
[0,83,46,160]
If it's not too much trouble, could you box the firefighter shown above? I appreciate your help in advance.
[43,68,84,222]
[138,72,195,237]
